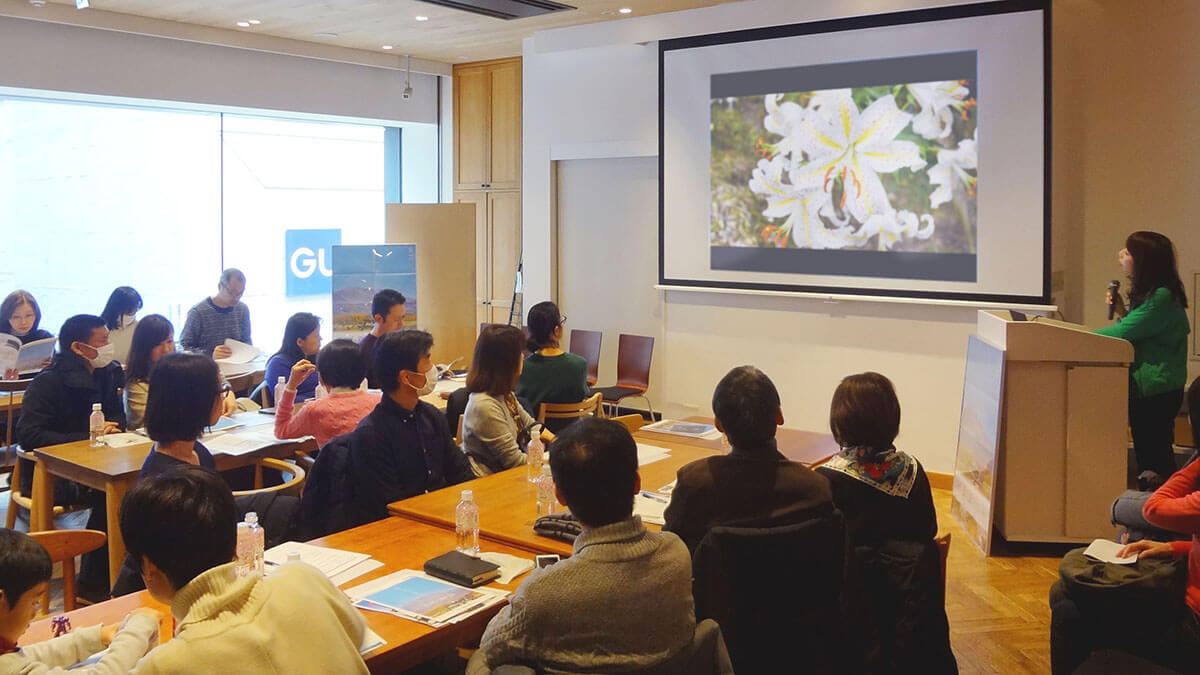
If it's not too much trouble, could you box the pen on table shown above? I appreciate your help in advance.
[640,491,669,503]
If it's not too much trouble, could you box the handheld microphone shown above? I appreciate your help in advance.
[1107,280,1120,320]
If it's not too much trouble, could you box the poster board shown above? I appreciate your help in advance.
[950,335,1006,555]
[331,244,418,341]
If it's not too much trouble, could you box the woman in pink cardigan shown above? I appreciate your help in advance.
[274,339,379,447]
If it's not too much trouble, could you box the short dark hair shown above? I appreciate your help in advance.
[549,417,638,527]
[0,529,52,609]
[0,290,42,337]
[371,289,407,321]
[829,372,901,450]
[712,366,781,449]
[317,339,367,389]
[145,352,220,443]
[274,312,321,362]
[466,325,525,397]
[374,329,433,394]
[99,286,143,331]
[126,314,174,384]
[526,301,562,352]
[58,314,106,354]
[120,466,237,591]
[219,268,245,287]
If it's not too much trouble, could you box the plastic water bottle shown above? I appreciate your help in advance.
[245,512,265,575]
[88,403,105,447]
[536,465,556,516]
[235,522,253,577]
[455,490,479,555]
[274,376,287,407]
[526,435,545,483]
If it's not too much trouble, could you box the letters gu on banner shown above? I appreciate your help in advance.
[285,229,342,297]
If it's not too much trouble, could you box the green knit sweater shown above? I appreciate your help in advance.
[1095,286,1190,398]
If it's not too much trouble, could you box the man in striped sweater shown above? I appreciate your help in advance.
[179,268,251,359]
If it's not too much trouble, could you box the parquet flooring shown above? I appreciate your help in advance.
[935,488,1070,674]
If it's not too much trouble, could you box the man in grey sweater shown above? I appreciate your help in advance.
[470,417,696,674]
[179,268,251,358]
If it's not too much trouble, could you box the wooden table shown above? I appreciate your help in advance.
[22,517,535,674]
[32,436,313,587]
[636,416,840,467]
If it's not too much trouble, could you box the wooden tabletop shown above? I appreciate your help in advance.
[636,416,839,467]
[22,517,536,674]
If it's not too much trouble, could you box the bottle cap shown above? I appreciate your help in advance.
[245,512,258,525]
[461,489,474,501]
[277,376,286,383]
[237,522,250,533]
[92,403,103,411]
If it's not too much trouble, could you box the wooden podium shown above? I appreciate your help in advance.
[978,310,1134,543]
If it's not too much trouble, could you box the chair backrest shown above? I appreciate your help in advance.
[615,334,654,390]
[692,512,849,674]
[537,392,603,423]
[28,529,106,612]
[567,329,602,386]
[610,413,648,434]
[231,457,305,498]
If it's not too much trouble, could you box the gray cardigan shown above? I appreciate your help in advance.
[478,517,696,673]
[462,391,535,476]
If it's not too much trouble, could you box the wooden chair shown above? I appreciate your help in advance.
[230,457,305,498]
[28,529,106,613]
[935,531,952,589]
[6,449,89,530]
[1,379,31,472]
[592,334,655,418]
[610,413,648,434]
[537,392,603,426]
[567,329,602,387]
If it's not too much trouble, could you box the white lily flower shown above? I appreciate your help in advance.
[859,209,936,250]
[908,80,971,140]
[748,156,862,249]
[928,130,978,209]
[791,92,926,225]
[762,94,806,161]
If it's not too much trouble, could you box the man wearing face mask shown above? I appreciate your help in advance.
[17,314,126,599]
[334,329,471,527]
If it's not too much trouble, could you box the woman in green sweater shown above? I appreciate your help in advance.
[516,301,591,433]
[1098,231,1190,483]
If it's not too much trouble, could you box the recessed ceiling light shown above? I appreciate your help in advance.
[458,56,469,60]
[415,15,429,21]
[601,9,614,15]
[618,7,632,13]
[236,21,251,27]
[248,19,261,25]
[314,32,338,39]
[382,45,393,50]
[28,0,46,7]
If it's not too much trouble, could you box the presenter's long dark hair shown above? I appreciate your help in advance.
[1126,231,1188,310]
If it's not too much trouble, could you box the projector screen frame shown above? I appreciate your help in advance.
[657,0,1052,305]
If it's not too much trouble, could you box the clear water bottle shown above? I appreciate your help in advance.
[235,522,253,577]
[245,512,265,575]
[536,465,556,516]
[88,403,105,447]
[455,490,479,555]
[273,376,287,408]
[526,435,545,483]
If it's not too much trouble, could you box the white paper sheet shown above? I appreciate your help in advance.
[346,570,509,627]
[1082,538,1138,565]
[218,338,262,364]
[359,627,385,655]
[101,433,148,448]
[636,443,672,467]
[330,559,385,586]
[479,551,535,584]
[265,541,372,579]
[633,493,668,525]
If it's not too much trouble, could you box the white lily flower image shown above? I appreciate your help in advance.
[908,80,973,140]
[929,130,978,209]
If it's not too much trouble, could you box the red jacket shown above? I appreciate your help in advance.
[1143,458,1200,615]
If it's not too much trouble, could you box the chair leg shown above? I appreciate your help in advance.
[4,495,15,530]
[636,395,655,422]
[62,557,76,612]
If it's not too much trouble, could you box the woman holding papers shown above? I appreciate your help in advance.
[265,312,322,403]
[0,289,53,345]
[1098,231,1190,486]
[126,315,235,428]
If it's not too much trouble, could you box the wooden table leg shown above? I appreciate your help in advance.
[105,479,131,589]
[30,460,53,532]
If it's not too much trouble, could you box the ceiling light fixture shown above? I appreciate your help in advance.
[415,15,429,21]
[314,32,338,39]
[618,7,632,14]
[402,54,414,100]
[382,45,394,50]
[75,0,89,8]
[236,21,251,27]
[28,0,46,7]
[248,19,261,25]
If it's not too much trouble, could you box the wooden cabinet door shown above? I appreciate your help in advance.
[454,66,490,190]
[487,60,522,190]
[487,190,522,324]
[455,190,490,326]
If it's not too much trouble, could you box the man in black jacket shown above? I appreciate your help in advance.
[16,314,126,598]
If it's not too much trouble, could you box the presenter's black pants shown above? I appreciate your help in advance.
[1130,389,1185,482]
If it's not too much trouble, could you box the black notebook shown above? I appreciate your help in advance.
[424,550,501,588]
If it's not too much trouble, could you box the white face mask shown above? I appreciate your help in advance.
[120,313,136,329]
[407,365,438,396]
[85,343,116,369]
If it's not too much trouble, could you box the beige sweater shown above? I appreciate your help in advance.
[0,615,158,675]
[129,562,367,674]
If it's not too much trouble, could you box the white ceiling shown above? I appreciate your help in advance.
[24,0,741,64]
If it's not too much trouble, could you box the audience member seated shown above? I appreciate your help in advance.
[515,301,591,434]
[468,417,696,674]
[274,339,379,447]
[99,285,143,365]
[1,289,53,378]
[816,371,956,674]
[1051,376,1200,673]
[119,467,369,673]
[16,314,125,599]
[464,325,553,477]
[0,529,161,672]
[663,365,833,554]
[125,315,237,429]
[358,289,406,389]
[179,268,250,359]
[139,352,223,478]
[264,312,321,403]
[302,330,472,535]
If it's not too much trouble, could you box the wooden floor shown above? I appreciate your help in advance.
[936,488,1069,674]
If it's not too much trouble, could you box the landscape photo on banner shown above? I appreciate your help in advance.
[331,244,418,341]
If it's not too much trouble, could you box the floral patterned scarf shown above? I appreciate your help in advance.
[822,445,918,498]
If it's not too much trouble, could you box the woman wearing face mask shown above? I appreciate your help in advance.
[99,286,143,365]
[1098,231,1190,486]
[265,313,322,404]
[462,325,555,477]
